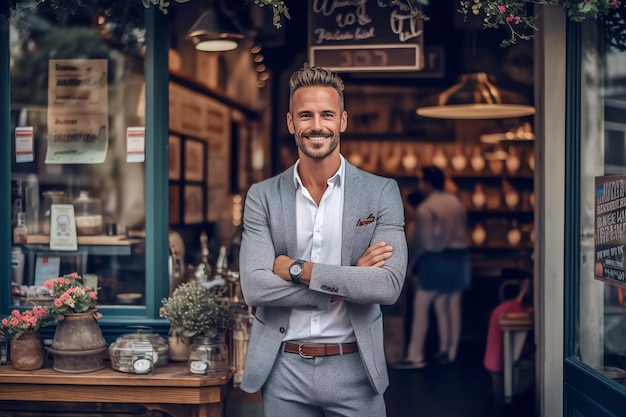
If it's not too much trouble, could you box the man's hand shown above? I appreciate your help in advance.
[357,242,393,267]
[273,255,293,282]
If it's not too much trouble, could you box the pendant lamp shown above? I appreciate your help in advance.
[185,0,244,52]
[416,72,536,120]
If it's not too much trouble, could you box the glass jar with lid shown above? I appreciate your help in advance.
[108,326,170,373]
[188,332,230,376]
[72,191,103,235]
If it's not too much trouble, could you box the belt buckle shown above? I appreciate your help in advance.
[298,344,314,359]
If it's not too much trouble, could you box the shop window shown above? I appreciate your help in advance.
[8,3,147,307]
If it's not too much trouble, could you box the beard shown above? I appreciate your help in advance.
[295,130,340,160]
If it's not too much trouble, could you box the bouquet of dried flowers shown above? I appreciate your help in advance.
[44,272,98,318]
[160,281,237,338]
[0,306,54,337]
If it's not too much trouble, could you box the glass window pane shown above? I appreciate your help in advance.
[9,3,147,307]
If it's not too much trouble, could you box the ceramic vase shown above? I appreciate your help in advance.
[168,328,191,362]
[472,223,487,246]
[472,184,487,210]
[470,146,485,173]
[432,146,448,169]
[505,147,521,173]
[10,331,44,371]
[450,146,467,171]
[507,221,522,247]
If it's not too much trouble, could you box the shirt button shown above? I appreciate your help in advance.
[279,327,285,333]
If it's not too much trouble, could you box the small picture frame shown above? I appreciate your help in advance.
[184,185,204,224]
[169,135,181,180]
[184,139,205,182]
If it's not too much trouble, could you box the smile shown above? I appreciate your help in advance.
[305,135,330,141]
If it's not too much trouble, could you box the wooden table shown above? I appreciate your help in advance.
[0,362,232,417]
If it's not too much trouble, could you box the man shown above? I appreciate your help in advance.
[239,64,407,416]
[395,166,470,369]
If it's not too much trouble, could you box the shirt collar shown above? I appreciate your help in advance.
[293,155,346,189]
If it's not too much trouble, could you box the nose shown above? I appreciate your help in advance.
[312,114,323,130]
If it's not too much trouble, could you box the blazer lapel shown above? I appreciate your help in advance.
[342,162,361,266]
[280,167,298,259]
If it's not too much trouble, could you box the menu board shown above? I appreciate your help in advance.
[594,175,626,288]
[308,0,424,72]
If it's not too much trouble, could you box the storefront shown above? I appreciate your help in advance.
[1,1,626,416]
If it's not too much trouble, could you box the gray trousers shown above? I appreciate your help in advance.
[262,346,387,417]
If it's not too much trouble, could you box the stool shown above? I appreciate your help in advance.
[499,312,533,404]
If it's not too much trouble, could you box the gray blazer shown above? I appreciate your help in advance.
[239,160,407,395]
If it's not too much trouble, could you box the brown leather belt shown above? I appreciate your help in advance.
[284,342,358,358]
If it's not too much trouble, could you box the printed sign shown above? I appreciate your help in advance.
[46,59,109,164]
[594,175,626,288]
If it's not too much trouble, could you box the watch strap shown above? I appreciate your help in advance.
[289,259,305,285]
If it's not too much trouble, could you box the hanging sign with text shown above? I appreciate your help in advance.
[308,0,424,72]
[595,175,626,288]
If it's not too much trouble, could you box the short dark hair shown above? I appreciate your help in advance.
[421,166,445,191]
[289,63,345,112]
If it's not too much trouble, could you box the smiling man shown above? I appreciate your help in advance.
[239,64,408,417]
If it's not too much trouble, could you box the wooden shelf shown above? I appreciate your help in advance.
[24,235,141,246]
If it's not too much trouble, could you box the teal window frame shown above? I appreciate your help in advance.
[0,4,171,338]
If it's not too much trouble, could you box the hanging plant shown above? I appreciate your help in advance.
[459,0,623,46]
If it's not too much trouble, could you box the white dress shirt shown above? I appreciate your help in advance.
[283,156,356,344]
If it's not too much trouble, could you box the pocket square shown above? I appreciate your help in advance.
[356,213,375,227]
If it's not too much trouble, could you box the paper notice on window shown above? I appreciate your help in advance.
[15,126,34,163]
[127,127,145,163]
[46,59,109,164]
[49,204,78,251]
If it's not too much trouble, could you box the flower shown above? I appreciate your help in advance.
[44,272,98,317]
[160,281,237,338]
[459,0,622,46]
[0,307,54,337]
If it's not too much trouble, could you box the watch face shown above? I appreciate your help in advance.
[133,358,152,374]
[290,264,303,276]
[189,360,208,375]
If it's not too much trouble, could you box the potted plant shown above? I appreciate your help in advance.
[160,281,237,337]
[43,272,107,373]
[160,281,237,362]
[44,272,99,318]
[0,306,53,370]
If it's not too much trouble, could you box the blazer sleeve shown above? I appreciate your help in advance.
[239,182,332,310]
[308,179,408,305]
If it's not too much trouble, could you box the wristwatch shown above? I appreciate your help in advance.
[288,259,305,284]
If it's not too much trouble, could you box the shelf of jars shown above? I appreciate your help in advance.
[341,139,535,179]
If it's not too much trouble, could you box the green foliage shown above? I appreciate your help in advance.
[160,281,237,338]
[459,0,621,46]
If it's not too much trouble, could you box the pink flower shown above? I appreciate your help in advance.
[54,299,63,308]
[69,272,79,279]
[498,5,506,13]
[44,280,53,289]
[89,291,97,299]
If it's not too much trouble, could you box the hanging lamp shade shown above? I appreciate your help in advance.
[416,72,536,120]
[185,3,244,52]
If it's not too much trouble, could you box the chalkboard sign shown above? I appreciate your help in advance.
[308,0,424,72]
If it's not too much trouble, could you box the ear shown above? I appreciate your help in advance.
[340,110,348,133]
[286,112,295,135]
